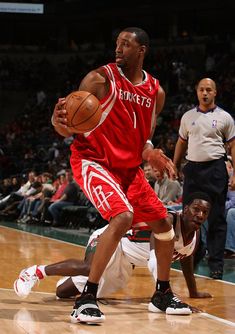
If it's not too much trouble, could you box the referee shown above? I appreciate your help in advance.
[173,78,235,279]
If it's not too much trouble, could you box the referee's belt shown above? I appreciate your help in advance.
[187,156,225,164]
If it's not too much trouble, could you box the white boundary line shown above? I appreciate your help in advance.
[0,287,54,295]
[201,312,235,327]
[0,224,86,248]
[172,268,235,286]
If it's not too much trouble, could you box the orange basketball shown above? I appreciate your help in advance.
[65,91,102,133]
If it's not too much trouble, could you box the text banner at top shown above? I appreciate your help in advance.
[0,2,44,14]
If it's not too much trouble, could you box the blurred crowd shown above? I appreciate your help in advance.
[0,36,235,257]
[0,38,235,181]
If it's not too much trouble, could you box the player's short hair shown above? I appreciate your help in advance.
[184,191,212,207]
[122,27,150,49]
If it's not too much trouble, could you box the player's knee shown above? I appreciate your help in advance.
[56,285,70,298]
[56,277,79,299]
[110,211,133,235]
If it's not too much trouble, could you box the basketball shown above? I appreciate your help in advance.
[65,90,102,133]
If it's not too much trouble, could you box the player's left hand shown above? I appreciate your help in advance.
[190,291,212,299]
[189,305,203,313]
[143,148,176,179]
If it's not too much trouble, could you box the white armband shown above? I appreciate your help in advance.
[51,115,56,126]
[154,227,175,241]
[146,139,154,148]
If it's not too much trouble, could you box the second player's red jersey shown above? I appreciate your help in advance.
[71,63,159,169]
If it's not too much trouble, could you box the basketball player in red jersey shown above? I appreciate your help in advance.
[52,27,191,324]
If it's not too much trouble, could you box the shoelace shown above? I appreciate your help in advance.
[171,295,183,303]
[170,294,189,308]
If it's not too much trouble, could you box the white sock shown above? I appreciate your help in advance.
[147,249,158,281]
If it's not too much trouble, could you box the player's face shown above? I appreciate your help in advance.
[184,199,211,231]
[196,79,217,109]
[115,31,144,68]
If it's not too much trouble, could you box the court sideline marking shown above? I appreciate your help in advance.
[201,312,235,327]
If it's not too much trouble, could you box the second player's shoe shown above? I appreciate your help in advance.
[70,293,105,324]
[14,265,40,298]
[148,289,192,315]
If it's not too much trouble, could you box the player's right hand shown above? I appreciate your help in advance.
[52,98,74,137]
[52,98,67,128]
[143,148,176,179]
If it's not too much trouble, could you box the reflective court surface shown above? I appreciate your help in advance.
[0,225,235,334]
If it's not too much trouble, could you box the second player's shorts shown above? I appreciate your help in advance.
[70,226,152,298]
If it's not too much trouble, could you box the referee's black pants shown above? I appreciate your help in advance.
[182,158,228,274]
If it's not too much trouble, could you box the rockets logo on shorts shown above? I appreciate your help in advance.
[92,185,114,211]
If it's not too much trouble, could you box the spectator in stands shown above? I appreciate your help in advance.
[17,172,55,224]
[30,172,69,224]
[142,162,156,188]
[224,157,235,258]
[225,209,235,258]
[162,137,176,161]
[48,170,80,227]
[0,178,13,198]
[0,179,42,219]
[153,169,182,205]
[11,176,21,192]
[0,171,37,212]
[48,142,60,162]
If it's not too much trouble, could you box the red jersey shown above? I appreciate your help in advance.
[71,63,159,169]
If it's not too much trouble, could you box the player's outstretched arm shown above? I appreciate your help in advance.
[180,255,212,298]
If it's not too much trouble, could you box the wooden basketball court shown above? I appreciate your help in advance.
[0,225,235,333]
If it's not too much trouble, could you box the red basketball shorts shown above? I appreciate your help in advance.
[70,157,167,230]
